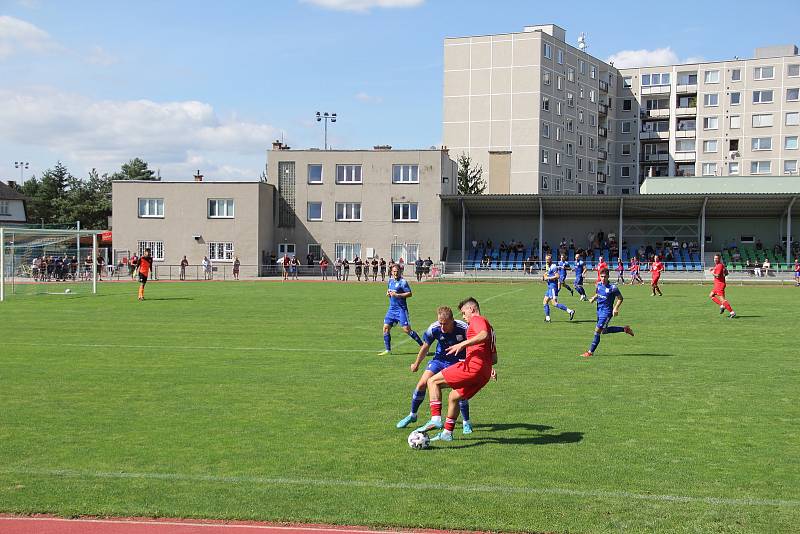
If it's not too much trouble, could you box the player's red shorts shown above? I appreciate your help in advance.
[651,275,660,284]
[712,283,726,297]
[441,357,492,400]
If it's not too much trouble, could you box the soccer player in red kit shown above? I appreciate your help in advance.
[650,255,664,296]
[595,256,608,283]
[710,254,735,318]
[416,297,496,442]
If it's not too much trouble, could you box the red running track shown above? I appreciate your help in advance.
[0,516,482,534]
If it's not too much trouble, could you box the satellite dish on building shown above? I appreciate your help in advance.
[578,33,588,51]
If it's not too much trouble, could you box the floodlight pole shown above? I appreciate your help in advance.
[460,199,466,272]
[788,197,797,266]
[538,197,543,269]
[618,198,624,260]
[76,220,81,269]
[700,197,708,274]
[92,232,98,294]
[0,227,4,302]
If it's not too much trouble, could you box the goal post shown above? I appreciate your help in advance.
[0,227,102,301]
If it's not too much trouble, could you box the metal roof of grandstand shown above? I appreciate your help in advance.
[440,194,799,218]
[640,176,800,195]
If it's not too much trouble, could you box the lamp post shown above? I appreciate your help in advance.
[14,161,29,182]
[315,111,337,150]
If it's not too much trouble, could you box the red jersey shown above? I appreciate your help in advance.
[616,262,624,272]
[630,259,640,272]
[465,315,495,366]
[596,260,608,281]
[712,263,728,286]
[138,255,153,276]
[795,261,799,273]
[651,261,664,278]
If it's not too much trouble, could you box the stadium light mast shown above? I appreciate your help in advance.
[14,161,29,182]
[315,111,337,150]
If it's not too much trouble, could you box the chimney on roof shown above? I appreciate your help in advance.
[373,144,392,151]
[7,180,16,188]
[272,140,291,150]
[194,170,203,182]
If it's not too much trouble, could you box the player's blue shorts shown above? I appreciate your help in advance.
[596,314,612,331]
[544,285,559,299]
[384,307,410,327]
[425,358,458,374]
[559,273,567,283]
[575,277,584,286]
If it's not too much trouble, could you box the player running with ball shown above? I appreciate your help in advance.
[581,269,634,358]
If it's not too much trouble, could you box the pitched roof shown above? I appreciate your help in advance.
[0,181,28,201]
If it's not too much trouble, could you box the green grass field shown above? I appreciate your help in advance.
[1,279,798,533]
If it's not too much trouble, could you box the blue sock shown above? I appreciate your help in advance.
[605,326,625,334]
[555,303,568,312]
[411,389,426,414]
[383,332,391,351]
[544,304,550,316]
[576,286,585,296]
[589,332,601,353]
[408,330,423,346]
[459,399,470,421]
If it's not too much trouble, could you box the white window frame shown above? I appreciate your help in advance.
[541,150,550,164]
[750,161,771,174]
[730,115,742,129]
[784,160,798,174]
[543,43,552,60]
[392,202,419,222]
[703,140,718,153]
[542,96,550,111]
[555,152,562,166]
[543,71,551,85]
[701,163,717,176]
[540,175,549,190]
[208,242,234,262]
[621,166,630,178]
[703,93,719,107]
[704,70,720,84]
[621,143,631,155]
[542,122,550,138]
[307,164,323,184]
[137,241,164,261]
[138,198,164,218]
[730,92,741,105]
[208,198,235,218]
[567,68,575,83]
[621,121,631,134]
[623,76,632,88]
[785,136,799,150]
[557,76,563,90]
[336,164,362,184]
[787,112,800,126]
[789,64,800,77]
[729,162,740,175]
[751,137,772,151]
[556,101,563,116]
[0,200,9,216]
[753,90,773,104]
[335,242,361,262]
[556,48,564,64]
[392,164,419,184]
[753,66,774,80]
[787,88,800,102]
[675,139,696,152]
[730,68,741,82]
[703,117,719,130]
[335,202,362,221]
[307,201,322,221]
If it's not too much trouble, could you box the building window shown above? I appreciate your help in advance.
[557,76,563,90]
[590,65,597,79]
[566,92,574,107]
[578,110,584,123]
[540,176,549,190]
[543,71,551,85]
[578,134,584,147]
[308,244,322,261]
[703,93,719,107]
[752,90,773,104]
[703,117,719,130]
[676,139,696,152]
[307,202,322,221]
[701,163,717,176]
[543,43,552,59]
[555,127,562,141]
[729,139,739,151]
[555,177,562,191]
[541,150,549,164]
[0,200,8,215]
[308,164,323,184]
[557,48,564,64]
[335,242,361,262]
[566,118,573,132]
[730,92,741,105]
[729,162,739,175]
[750,161,771,174]
[542,123,550,138]
[208,198,234,218]
[641,73,669,86]
[566,168,573,181]
[542,96,550,111]
[555,152,562,166]
[393,202,419,222]
[588,160,595,172]
[622,99,632,111]
[590,114,596,126]
[785,160,798,174]
[730,69,741,81]
[208,242,234,262]
[753,66,774,80]
[278,161,296,228]
[567,67,575,83]
[335,202,362,221]
[786,136,799,150]
[789,64,800,77]
[578,59,585,75]
[730,115,742,129]
[703,140,718,153]
[787,88,800,102]
[336,164,362,184]
[137,198,164,218]
[589,89,596,103]
[137,241,164,261]
[621,143,631,155]
[787,112,800,126]
[589,137,595,149]
[392,164,419,183]
[623,76,632,88]
[704,70,720,84]
[621,166,630,178]
[567,143,574,155]
[577,158,583,171]
[621,121,631,133]
[579,86,584,99]
[751,137,772,151]
[577,181,583,193]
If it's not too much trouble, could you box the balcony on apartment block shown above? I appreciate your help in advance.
[641,152,669,163]
[641,85,671,95]
[599,80,609,92]
[675,106,697,117]
[674,151,696,162]
[676,72,698,94]
[598,149,608,160]
[640,108,670,119]
[598,103,608,115]
[597,171,607,183]
[598,126,608,137]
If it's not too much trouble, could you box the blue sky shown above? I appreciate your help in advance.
[1,0,798,181]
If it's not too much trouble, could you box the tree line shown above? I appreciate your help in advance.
[10,158,158,230]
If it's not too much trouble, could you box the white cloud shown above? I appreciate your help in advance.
[86,45,118,67]
[0,15,60,59]
[355,91,383,104]
[0,88,280,180]
[607,47,679,69]
[300,0,424,12]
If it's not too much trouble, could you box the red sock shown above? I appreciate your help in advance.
[430,401,441,417]
[444,418,456,432]
[723,302,733,312]
[711,296,722,306]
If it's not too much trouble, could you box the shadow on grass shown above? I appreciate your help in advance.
[616,352,674,357]
[729,315,761,318]
[567,320,597,324]
[430,422,583,449]
[141,297,196,301]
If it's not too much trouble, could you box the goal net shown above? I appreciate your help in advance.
[0,227,101,301]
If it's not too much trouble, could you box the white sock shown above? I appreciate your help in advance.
[432,415,442,423]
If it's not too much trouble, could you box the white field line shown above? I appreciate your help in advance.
[482,288,525,303]
[1,468,797,508]
[0,516,410,533]
[2,342,376,354]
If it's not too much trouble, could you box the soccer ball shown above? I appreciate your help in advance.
[64,288,72,294]
[407,430,430,450]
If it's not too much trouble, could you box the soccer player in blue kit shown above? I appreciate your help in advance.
[378,264,424,355]
[557,253,574,296]
[574,252,588,301]
[395,306,474,433]
[543,254,575,323]
[581,268,634,358]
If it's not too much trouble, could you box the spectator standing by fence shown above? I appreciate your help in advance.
[342,258,350,281]
[320,257,329,280]
[371,258,379,281]
[180,256,188,280]
[203,256,213,280]
[233,257,241,280]
[290,256,300,280]
[380,258,387,281]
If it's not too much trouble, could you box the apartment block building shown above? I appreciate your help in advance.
[617,45,800,182]
[267,144,458,263]
[443,24,619,196]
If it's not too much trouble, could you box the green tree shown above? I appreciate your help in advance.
[59,169,112,229]
[112,158,158,181]
[457,153,487,195]
[20,161,73,224]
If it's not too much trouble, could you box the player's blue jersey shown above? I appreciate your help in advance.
[575,260,585,282]
[595,282,621,317]
[387,278,411,310]
[422,320,468,363]
[546,263,559,288]
[557,260,569,279]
